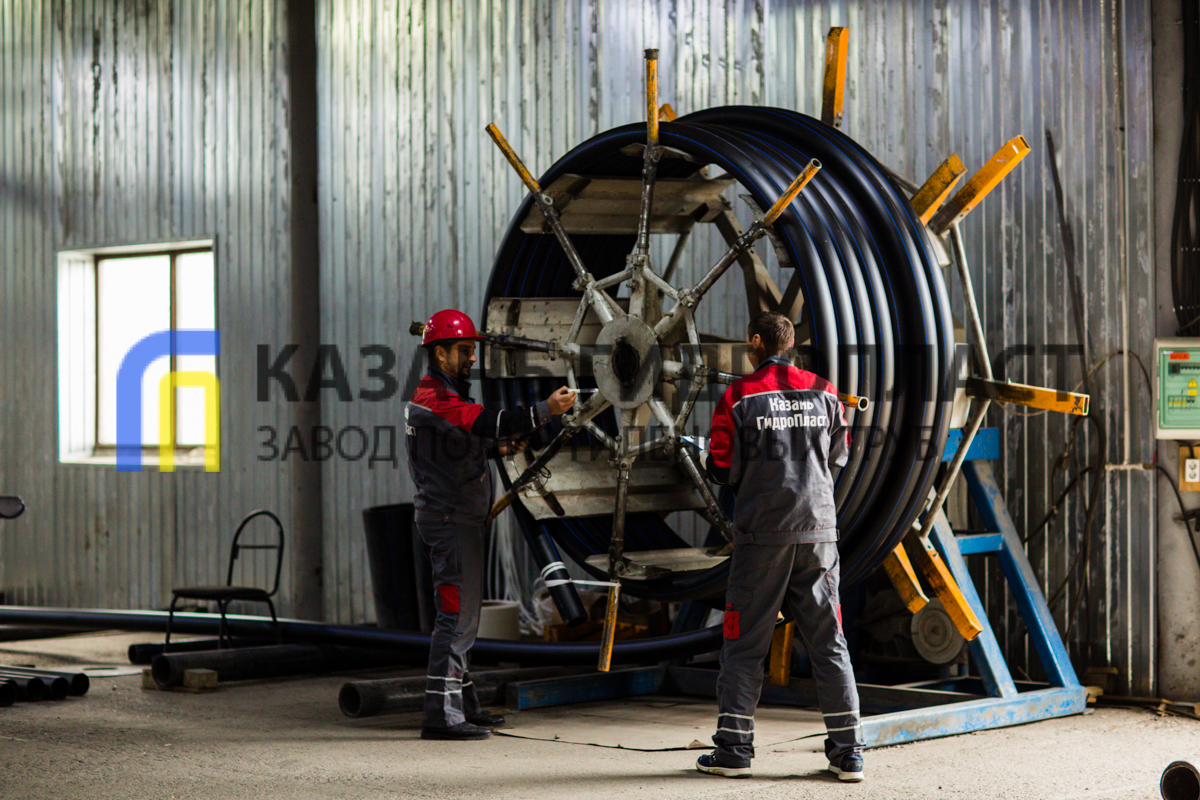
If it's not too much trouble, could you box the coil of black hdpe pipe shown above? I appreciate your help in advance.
[482,106,954,598]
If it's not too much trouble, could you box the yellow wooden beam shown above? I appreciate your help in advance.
[905,533,984,641]
[911,154,967,226]
[882,542,929,615]
[768,620,795,686]
[929,136,1030,235]
[821,27,849,128]
[965,377,1090,416]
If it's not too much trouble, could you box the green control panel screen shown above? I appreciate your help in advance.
[1156,339,1200,438]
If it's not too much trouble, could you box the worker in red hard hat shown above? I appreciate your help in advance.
[405,308,576,740]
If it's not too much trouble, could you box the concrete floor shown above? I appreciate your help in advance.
[0,632,1194,800]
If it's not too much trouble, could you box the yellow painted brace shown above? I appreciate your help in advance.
[911,154,967,226]
[768,619,796,686]
[882,542,929,615]
[158,371,221,473]
[645,49,659,145]
[904,532,984,641]
[763,160,821,226]
[821,27,849,129]
[965,377,1090,416]
[485,123,542,196]
[929,136,1030,235]
[597,583,621,672]
[658,103,677,122]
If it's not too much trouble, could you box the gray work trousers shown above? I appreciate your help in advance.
[416,516,484,728]
[713,540,863,766]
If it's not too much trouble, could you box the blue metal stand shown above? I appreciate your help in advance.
[856,456,1087,746]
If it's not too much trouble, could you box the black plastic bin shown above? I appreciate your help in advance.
[362,503,434,632]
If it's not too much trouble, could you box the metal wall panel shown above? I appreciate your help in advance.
[0,0,1157,693]
[0,0,296,614]
[315,0,1156,693]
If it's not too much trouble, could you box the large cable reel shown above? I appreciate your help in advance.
[481,104,955,614]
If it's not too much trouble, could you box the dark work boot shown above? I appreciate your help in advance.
[466,711,506,727]
[420,722,492,740]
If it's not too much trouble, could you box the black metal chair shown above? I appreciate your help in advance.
[165,509,285,651]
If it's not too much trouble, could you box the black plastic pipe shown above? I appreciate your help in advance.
[0,679,16,707]
[0,606,722,666]
[152,644,328,688]
[0,674,47,701]
[128,637,275,665]
[0,671,68,700]
[0,666,89,696]
[483,107,953,603]
[339,665,586,718]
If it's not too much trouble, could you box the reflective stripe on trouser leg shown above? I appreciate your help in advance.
[714,543,796,766]
[785,541,863,763]
[417,517,484,728]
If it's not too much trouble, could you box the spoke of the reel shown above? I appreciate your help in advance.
[485,123,621,323]
[654,159,822,343]
[485,394,612,524]
[675,445,734,543]
[627,49,662,322]
[598,408,635,673]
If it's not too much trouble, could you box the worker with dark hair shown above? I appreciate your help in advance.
[405,308,576,740]
[695,310,864,781]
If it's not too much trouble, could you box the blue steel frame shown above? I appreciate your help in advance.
[858,455,1086,747]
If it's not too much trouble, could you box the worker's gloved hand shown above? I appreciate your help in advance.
[547,386,577,415]
[497,440,528,456]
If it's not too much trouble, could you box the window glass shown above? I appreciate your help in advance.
[96,256,171,446]
[175,251,217,446]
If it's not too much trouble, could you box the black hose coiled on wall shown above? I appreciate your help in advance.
[483,107,954,598]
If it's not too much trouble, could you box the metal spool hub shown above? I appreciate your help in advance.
[482,104,956,607]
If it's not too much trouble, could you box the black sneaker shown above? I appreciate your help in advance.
[466,711,506,727]
[420,722,492,740]
[695,750,751,778]
[828,753,864,782]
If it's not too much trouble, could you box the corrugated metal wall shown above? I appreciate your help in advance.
[0,0,296,611]
[315,0,1155,693]
[0,0,1157,693]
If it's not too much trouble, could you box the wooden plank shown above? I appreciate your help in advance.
[519,175,734,234]
[506,665,666,710]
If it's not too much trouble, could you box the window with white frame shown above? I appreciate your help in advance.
[58,241,217,464]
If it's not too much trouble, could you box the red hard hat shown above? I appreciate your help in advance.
[422,309,486,346]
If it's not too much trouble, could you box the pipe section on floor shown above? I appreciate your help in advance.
[1162,760,1200,800]
[0,606,723,666]
[339,665,589,718]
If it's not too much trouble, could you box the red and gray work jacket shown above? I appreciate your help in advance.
[404,367,550,525]
[705,354,850,544]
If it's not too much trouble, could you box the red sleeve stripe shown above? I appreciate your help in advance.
[410,377,484,432]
